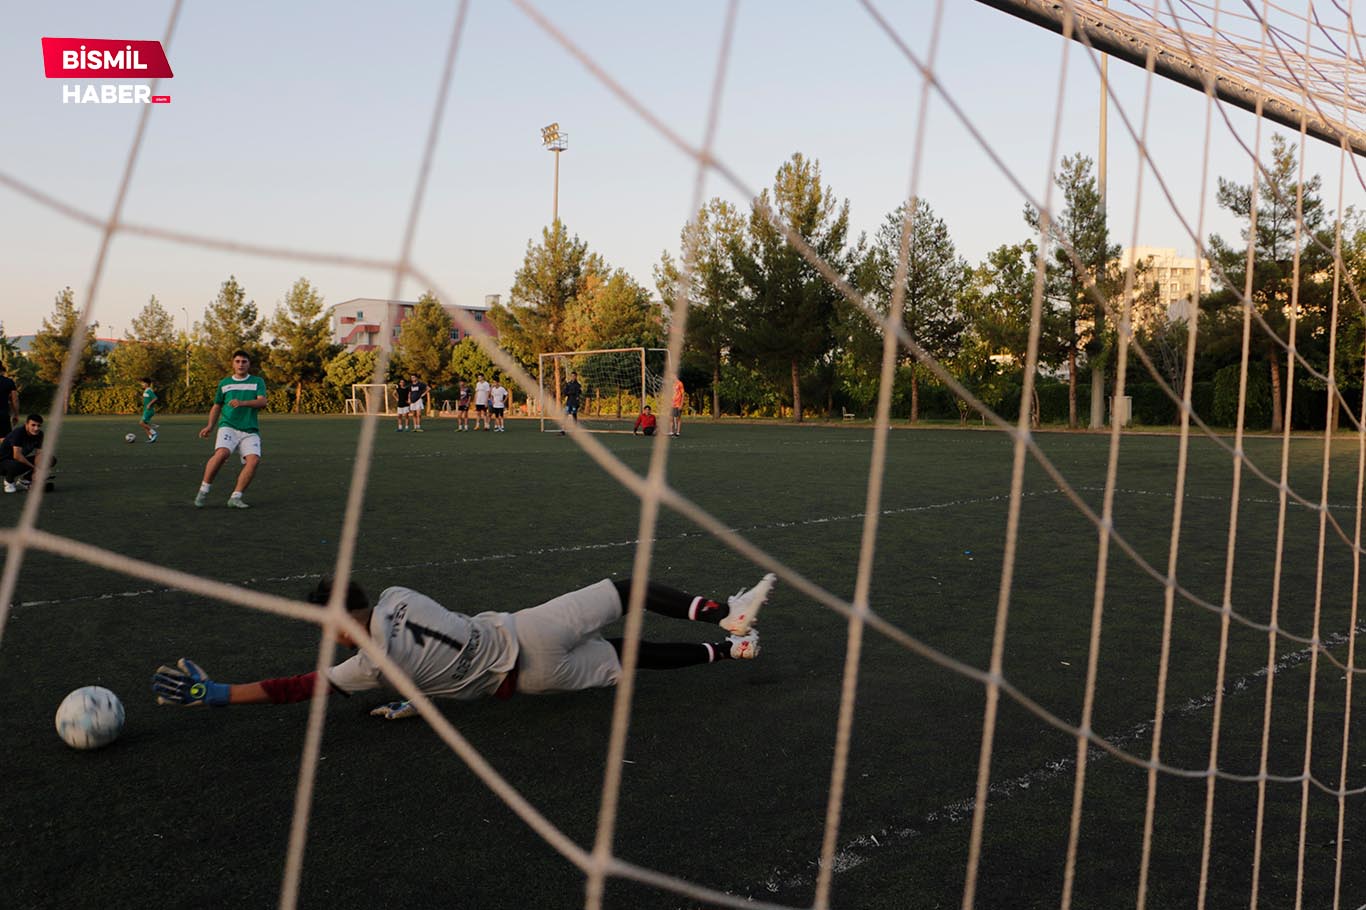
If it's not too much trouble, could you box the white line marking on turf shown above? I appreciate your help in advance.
[757,627,1356,896]
[14,490,1064,609]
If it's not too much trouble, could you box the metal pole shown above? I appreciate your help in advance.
[553,149,561,226]
[1092,16,1108,430]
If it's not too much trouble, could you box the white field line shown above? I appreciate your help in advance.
[758,626,1357,897]
[14,485,1355,612]
[12,490,1058,609]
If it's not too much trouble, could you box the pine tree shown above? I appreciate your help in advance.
[201,276,264,372]
[265,278,335,412]
[395,293,454,383]
[31,287,103,399]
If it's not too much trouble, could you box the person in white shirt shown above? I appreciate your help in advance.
[151,572,776,718]
[473,373,492,431]
[489,378,509,432]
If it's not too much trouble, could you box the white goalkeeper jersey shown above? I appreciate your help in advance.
[326,586,519,701]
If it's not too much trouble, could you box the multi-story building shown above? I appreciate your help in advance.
[1119,246,1212,325]
[329,297,498,352]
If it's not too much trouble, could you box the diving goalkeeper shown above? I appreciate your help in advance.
[152,572,774,720]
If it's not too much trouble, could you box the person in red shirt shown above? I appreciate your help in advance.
[633,404,658,436]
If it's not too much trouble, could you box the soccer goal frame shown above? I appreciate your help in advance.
[349,382,396,415]
[537,347,670,433]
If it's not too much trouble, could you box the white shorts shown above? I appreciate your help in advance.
[512,579,623,695]
[397,405,410,415]
[410,399,424,412]
[214,427,262,459]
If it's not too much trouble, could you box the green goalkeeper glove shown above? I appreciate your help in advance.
[152,658,230,706]
[369,700,418,721]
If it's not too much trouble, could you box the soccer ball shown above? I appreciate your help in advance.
[124,433,137,444]
[54,686,125,750]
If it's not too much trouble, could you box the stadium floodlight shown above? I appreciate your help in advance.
[540,121,568,225]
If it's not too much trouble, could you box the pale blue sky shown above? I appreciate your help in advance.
[3,0,1360,337]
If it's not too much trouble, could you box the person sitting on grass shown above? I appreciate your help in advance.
[2,414,56,494]
[152,572,776,719]
[633,404,658,437]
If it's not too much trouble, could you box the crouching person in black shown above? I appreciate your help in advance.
[3,414,56,493]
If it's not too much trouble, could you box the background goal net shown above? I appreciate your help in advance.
[537,347,669,432]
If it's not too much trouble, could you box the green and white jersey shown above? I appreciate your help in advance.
[141,387,157,414]
[214,374,267,433]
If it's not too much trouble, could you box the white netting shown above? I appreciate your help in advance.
[8,0,1366,907]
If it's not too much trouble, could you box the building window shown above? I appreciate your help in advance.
[473,311,483,321]
[357,310,364,319]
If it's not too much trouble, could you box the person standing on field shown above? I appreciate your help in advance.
[456,380,472,431]
[558,371,582,436]
[138,378,159,443]
[395,378,411,432]
[474,373,491,431]
[670,377,685,437]
[408,374,428,433]
[194,350,267,509]
[0,363,18,432]
[490,378,509,432]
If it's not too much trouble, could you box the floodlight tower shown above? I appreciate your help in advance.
[541,122,568,226]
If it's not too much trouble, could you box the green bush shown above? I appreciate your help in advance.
[1212,364,1271,428]
[70,386,142,415]
[267,385,345,414]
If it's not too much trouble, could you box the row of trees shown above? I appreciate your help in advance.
[12,135,1362,429]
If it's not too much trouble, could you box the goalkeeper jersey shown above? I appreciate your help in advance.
[214,374,267,433]
[326,586,519,701]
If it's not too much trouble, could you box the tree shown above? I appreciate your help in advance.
[564,268,663,351]
[862,198,968,422]
[731,153,853,421]
[448,336,497,384]
[31,286,103,398]
[395,293,454,383]
[106,296,180,389]
[264,278,336,412]
[1025,155,1121,428]
[201,276,264,371]
[1208,133,1331,433]
[492,222,598,368]
[324,349,379,394]
[657,198,746,417]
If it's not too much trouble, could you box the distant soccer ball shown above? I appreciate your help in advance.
[54,686,125,750]
[124,433,137,444]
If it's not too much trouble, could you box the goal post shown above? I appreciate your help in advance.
[349,382,395,415]
[537,347,670,433]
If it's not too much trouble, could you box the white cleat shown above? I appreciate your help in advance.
[721,572,776,636]
[227,496,250,509]
[3,482,15,494]
[727,631,760,660]
[194,489,208,508]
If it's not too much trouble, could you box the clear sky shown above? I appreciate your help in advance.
[3,0,1361,337]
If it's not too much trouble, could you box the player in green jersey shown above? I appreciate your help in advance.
[138,378,159,443]
[194,351,267,509]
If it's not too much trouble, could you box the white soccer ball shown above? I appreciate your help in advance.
[124,433,137,444]
[55,686,125,750]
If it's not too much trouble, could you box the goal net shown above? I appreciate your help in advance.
[349,382,396,415]
[10,1,1366,909]
[537,347,669,432]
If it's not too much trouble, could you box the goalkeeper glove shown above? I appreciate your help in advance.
[369,700,418,721]
[152,658,230,706]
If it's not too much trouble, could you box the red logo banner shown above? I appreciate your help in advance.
[42,38,173,79]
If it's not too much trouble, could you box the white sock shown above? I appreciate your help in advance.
[199,483,211,493]
[229,491,243,499]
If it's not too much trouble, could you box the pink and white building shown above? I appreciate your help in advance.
[330,296,499,353]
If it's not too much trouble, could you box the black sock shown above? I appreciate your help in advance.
[607,638,729,668]
[612,579,725,623]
